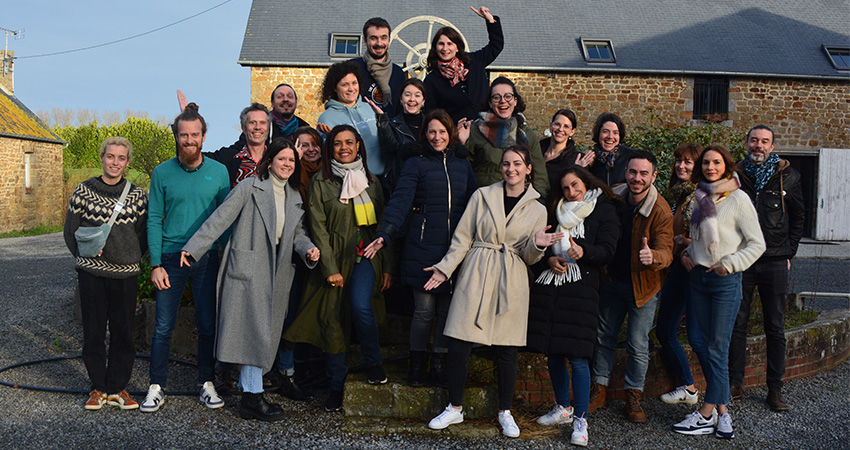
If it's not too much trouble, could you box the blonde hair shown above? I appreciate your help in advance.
[99,136,133,165]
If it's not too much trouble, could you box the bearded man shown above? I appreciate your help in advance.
[351,17,406,117]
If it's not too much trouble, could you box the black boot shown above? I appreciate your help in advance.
[430,352,448,388]
[407,351,427,387]
[275,373,312,401]
[239,392,285,422]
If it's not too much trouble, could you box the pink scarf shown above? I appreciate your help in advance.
[437,57,469,87]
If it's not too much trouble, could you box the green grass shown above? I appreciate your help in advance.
[0,224,64,239]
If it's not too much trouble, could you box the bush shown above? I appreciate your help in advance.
[55,118,175,178]
[624,112,747,195]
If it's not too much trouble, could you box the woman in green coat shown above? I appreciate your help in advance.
[283,124,393,412]
[458,76,549,200]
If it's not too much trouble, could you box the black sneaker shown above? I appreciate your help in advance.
[367,364,388,385]
[324,390,343,412]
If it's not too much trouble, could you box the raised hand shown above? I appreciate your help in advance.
[423,266,448,291]
[363,237,385,259]
[534,225,564,248]
[566,235,584,260]
[575,150,595,168]
[364,97,385,115]
[639,237,653,265]
[470,5,495,23]
[457,118,471,144]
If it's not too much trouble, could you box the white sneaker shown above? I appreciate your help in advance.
[200,381,224,409]
[715,412,734,439]
[428,404,463,430]
[570,417,588,447]
[140,384,165,413]
[498,410,520,438]
[536,404,574,426]
[660,385,699,404]
[672,410,716,435]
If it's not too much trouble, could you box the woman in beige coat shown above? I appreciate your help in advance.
[424,145,564,438]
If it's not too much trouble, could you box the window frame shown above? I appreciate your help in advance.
[329,33,361,58]
[579,38,616,63]
[823,44,850,70]
[692,76,730,120]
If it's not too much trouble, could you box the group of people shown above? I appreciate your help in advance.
[64,5,805,447]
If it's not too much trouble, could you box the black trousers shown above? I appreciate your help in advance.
[447,337,518,411]
[729,259,788,391]
[78,270,138,393]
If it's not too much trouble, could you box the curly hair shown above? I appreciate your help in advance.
[320,61,362,104]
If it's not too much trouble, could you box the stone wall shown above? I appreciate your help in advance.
[250,66,850,151]
[0,137,65,233]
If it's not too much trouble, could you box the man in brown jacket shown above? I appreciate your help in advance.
[588,149,674,423]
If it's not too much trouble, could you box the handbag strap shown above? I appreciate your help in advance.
[106,181,133,228]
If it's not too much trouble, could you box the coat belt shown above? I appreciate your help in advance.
[470,241,518,328]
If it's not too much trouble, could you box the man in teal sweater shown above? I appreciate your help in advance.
[141,103,230,413]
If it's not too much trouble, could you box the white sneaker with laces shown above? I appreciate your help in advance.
[200,381,224,409]
[140,384,165,413]
[498,410,520,438]
[672,410,716,435]
[570,417,588,447]
[715,412,734,439]
[661,385,699,404]
[536,404,574,426]
[428,404,463,430]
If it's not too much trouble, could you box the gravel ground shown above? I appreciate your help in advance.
[1,233,848,449]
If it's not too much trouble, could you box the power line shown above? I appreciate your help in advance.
[14,0,235,60]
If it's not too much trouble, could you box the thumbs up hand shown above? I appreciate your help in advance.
[639,236,654,265]
[566,235,584,261]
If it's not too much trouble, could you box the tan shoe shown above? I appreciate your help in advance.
[624,388,647,423]
[588,381,606,413]
[107,390,139,410]
[85,390,106,411]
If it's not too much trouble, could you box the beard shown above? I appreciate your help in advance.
[749,152,767,163]
[629,181,650,196]
[368,46,387,60]
[179,142,203,167]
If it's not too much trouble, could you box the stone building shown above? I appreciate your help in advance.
[0,51,66,234]
[237,0,849,238]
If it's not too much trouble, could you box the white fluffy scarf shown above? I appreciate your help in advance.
[535,188,602,286]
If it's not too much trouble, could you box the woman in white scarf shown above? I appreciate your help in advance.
[526,166,621,447]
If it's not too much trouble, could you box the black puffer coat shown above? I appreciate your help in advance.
[526,195,620,359]
[374,143,478,293]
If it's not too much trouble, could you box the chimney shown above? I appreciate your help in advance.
[0,50,13,95]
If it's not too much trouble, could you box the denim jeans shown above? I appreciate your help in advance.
[410,291,451,352]
[277,260,306,374]
[325,259,383,391]
[730,259,788,391]
[548,355,590,417]
[689,268,742,405]
[149,250,219,387]
[592,279,659,391]
[656,261,709,387]
[239,364,264,394]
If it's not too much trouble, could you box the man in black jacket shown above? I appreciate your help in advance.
[729,124,805,412]
[206,103,270,186]
[352,17,406,117]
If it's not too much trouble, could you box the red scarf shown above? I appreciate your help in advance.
[437,57,469,87]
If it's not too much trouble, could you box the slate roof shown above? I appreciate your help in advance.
[0,89,64,144]
[239,0,850,80]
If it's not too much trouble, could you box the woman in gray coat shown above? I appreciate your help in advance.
[181,138,319,422]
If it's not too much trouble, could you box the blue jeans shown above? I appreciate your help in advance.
[325,259,382,391]
[149,250,219,387]
[548,356,590,417]
[688,268,742,405]
[239,364,264,394]
[277,260,306,374]
[592,279,659,391]
[656,261,709,387]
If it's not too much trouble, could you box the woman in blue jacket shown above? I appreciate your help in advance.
[363,109,478,387]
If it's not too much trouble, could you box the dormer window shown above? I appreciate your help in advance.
[330,34,360,58]
[580,38,616,63]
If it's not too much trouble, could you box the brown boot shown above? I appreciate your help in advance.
[766,390,789,412]
[730,385,743,401]
[624,388,647,423]
[588,382,606,413]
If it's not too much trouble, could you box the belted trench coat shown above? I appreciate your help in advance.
[433,182,547,346]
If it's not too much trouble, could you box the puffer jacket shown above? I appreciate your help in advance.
[374,143,478,293]
[736,159,805,260]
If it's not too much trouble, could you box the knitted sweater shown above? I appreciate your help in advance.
[63,177,148,279]
[686,188,765,274]
[147,157,230,265]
